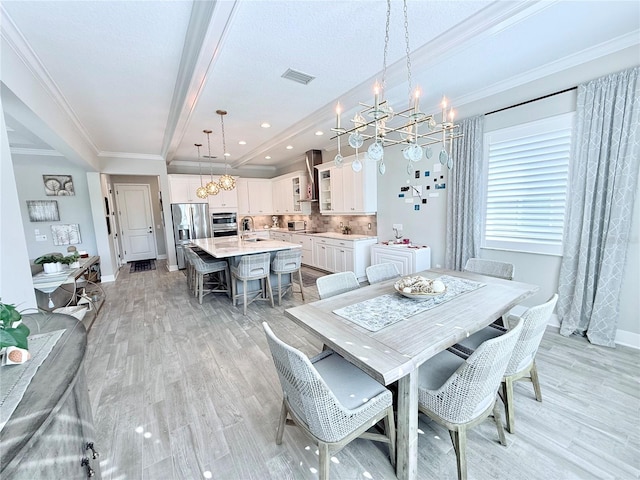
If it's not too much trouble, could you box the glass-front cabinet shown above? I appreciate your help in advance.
[316,156,377,215]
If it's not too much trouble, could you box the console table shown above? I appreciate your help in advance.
[32,256,104,331]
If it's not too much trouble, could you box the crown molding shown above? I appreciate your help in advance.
[98,151,165,162]
[9,147,64,157]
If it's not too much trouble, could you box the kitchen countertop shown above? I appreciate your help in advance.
[191,237,301,258]
[268,228,377,241]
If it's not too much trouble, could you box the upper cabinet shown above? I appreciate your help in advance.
[168,174,207,203]
[168,174,238,211]
[272,171,309,215]
[316,155,377,215]
[237,178,273,215]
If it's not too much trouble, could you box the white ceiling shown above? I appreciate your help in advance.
[2,0,639,175]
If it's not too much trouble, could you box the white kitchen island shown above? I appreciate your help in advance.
[190,237,302,305]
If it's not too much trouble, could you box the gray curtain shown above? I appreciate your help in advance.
[445,115,484,270]
[558,67,640,347]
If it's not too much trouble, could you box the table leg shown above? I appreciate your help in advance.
[396,370,418,480]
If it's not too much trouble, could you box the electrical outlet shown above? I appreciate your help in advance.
[392,224,403,230]
[368,223,372,230]
[34,228,40,235]
[339,222,343,228]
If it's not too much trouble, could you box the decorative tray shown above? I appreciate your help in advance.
[394,276,446,301]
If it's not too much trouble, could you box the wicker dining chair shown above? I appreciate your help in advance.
[418,319,523,480]
[452,294,558,433]
[316,271,360,299]
[262,322,396,480]
[271,249,305,305]
[366,263,401,285]
[230,252,274,315]
[463,257,514,280]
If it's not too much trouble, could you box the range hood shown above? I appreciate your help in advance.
[302,149,322,202]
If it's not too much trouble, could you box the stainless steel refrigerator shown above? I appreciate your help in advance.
[171,203,210,269]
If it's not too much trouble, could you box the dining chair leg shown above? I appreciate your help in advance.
[530,361,543,402]
[276,401,287,445]
[318,442,330,480]
[492,401,507,446]
[297,269,305,302]
[384,407,396,467]
[231,274,237,306]
[503,377,515,434]
[449,428,467,480]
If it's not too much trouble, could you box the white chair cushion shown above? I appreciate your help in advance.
[313,352,387,410]
[417,349,466,391]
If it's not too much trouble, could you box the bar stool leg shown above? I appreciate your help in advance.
[277,272,282,306]
[265,274,274,308]
[297,269,305,302]
[243,279,248,316]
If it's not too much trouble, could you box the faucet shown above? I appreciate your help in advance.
[241,216,254,239]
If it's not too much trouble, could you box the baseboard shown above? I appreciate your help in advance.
[167,263,179,272]
[100,274,116,283]
[157,254,167,260]
[515,310,639,350]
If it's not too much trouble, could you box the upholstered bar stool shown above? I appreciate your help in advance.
[188,249,230,304]
[271,249,305,305]
[230,252,274,315]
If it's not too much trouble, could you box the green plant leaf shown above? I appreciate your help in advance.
[0,323,30,349]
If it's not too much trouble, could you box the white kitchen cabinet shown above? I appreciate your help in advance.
[312,236,376,281]
[272,172,309,215]
[207,176,238,211]
[370,244,431,276]
[237,178,273,215]
[168,174,207,203]
[270,231,292,242]
[316,155,377,215]
[289,233,314,266]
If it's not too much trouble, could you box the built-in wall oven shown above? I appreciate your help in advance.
[211,212,238,237]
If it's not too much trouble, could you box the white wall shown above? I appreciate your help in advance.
[12,155,98,260]
[376,144,449,268]
[0,99,37,309]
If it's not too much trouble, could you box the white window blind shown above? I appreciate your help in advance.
[483,113,573,255]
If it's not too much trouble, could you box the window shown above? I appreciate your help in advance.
[483,113,573,255]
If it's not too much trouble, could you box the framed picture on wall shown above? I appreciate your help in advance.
[51,224,82,245]
[43,174,75,196]
[27,200,60,222]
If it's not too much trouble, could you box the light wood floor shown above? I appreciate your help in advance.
[85,261,640,480]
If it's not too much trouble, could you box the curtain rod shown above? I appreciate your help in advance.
[485,86,577,116]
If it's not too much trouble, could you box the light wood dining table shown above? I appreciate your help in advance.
[284,268,538,480]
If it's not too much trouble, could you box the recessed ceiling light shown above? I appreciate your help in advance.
[261,122,271,128]
[315,131,324,136]
[265,156,271,160]
[286,145,293,150]
[224,153,230,157]
[238,140,246,145]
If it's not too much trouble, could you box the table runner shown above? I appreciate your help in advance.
[333,275,485,332]
[0,329,66,432]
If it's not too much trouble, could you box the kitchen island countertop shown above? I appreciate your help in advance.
[191,237,300,258]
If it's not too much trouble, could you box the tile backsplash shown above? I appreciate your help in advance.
[280,203,377,235]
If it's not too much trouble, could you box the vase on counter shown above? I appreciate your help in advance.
[42,262,63,274]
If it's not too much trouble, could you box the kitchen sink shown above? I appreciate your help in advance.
[242,237,266,242]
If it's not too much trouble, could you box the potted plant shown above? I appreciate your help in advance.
[0,302,30,364]
[61,252,80,269]
[34,253,64,273]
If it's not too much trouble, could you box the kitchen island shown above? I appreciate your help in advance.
[190,237,302,305]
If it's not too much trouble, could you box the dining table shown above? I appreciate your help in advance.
[284,268,539,480]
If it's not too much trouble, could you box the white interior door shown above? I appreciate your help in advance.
[116,183,157,262]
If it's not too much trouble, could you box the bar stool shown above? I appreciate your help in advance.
[187,248,230,304]
[230,252,274,315]
[271,249,305,305]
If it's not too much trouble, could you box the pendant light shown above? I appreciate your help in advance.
[217,109,236,191]
[203,129,220,196]
[194,143,208,199]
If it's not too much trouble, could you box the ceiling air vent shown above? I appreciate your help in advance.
[281,68,315,85]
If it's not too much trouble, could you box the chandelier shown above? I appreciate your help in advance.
[203,129,220,196]
[194,143,208,199]
[217,109,236,191]
[332,0,462,174]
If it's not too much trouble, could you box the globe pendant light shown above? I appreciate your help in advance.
[194,143,208,199]
[203,129,220,196]
[216,109,235,191]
